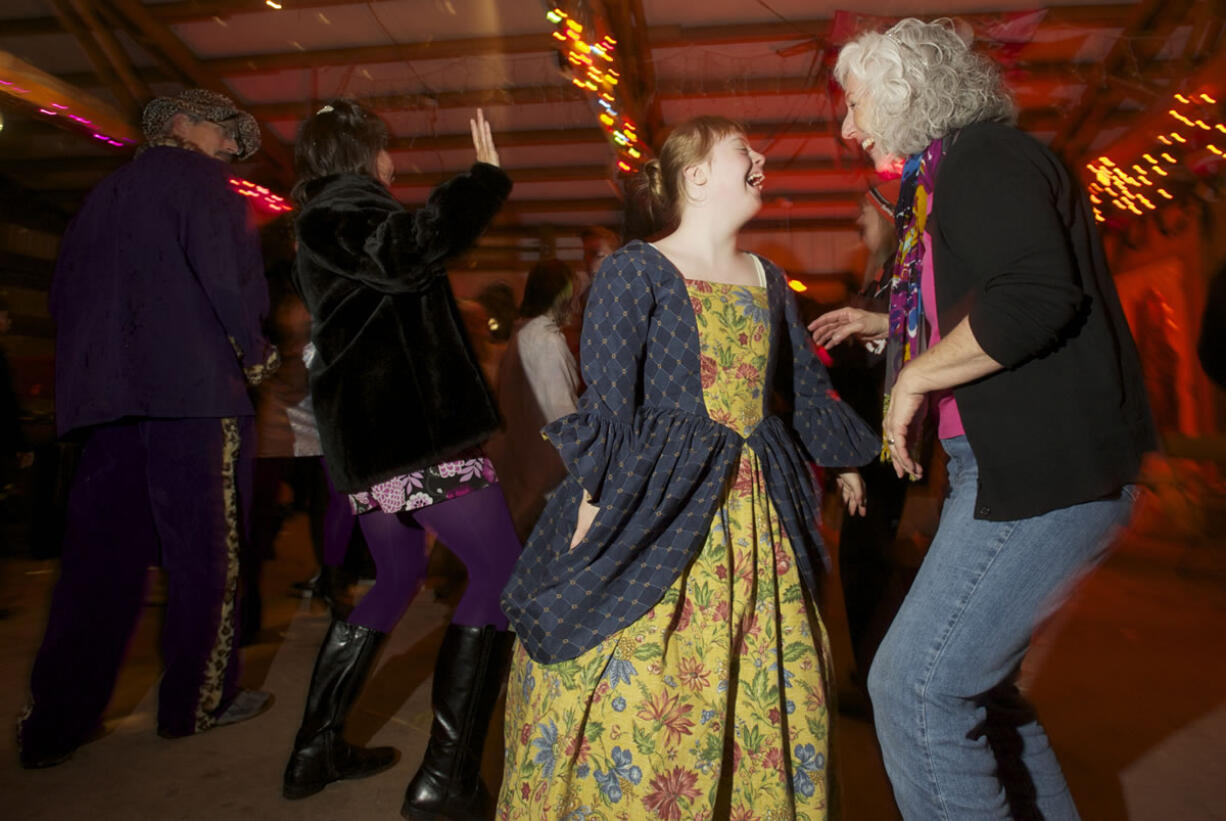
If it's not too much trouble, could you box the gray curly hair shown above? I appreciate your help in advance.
[834,18,1016,157]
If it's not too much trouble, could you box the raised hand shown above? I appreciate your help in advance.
[807,306,888,349]
[470,108,500,168]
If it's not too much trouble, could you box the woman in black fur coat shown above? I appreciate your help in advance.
[283,100,520,821]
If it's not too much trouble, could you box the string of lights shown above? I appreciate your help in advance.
[229,177,293,213]
[1085,90,1222,225]
[545,6,646,174]
[0,77,133,147]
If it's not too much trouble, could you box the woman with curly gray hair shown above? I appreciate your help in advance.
[811,18,1155,820]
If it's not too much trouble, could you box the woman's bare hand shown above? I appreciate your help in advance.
[470,108,500,167]
[836,470,867,517]
[808,307,889,349]
[883,369,925,481]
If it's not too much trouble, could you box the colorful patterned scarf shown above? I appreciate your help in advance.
[882,136,946,461]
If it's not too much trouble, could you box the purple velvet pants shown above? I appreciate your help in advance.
[18,417,254,762]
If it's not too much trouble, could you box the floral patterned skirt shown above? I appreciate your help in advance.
[348,447,498,514]
[497,447,834,821]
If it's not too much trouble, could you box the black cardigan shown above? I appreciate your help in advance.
[293,163,512,493]
[930,123,1155,520]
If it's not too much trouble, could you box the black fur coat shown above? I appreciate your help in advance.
[293,163,511,493]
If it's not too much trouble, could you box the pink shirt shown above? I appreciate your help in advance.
[920,229,966,439]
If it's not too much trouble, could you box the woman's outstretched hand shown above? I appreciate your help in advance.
[808,307,889,349]
[471,108,500,167]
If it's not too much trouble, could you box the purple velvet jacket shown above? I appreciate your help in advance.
[51,146,273,436]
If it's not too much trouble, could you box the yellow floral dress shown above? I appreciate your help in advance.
[497,279,834,821]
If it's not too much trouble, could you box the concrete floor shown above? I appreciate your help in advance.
[2,486,1225,820]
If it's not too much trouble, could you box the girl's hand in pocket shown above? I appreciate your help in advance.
[570,494,600,549]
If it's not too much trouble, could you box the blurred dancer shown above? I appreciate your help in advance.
[1200,261,1226,389]
[488,259,581,540]
[284,100,520,821]
[812,20,1155,818]
[19,89,276,767]
[823,184,911,681]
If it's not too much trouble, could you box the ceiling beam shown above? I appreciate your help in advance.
[388,126,607,152]
[160,6,1142,78]
[204,32,553,77]
[596,0,664,149]
[0,49,138,143]
[4,2,1141,39]
[247,84,587,121]
[1050,0,1186,158]
[61,64,175,89]
[68,0,153,111]
[47,0,140,116]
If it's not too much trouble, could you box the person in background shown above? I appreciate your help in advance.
[563,225,619,359]
[811,19,1155,818]
[1197,260,1226,389]
[0,294,32,617]
[18,89,277,768]
[284,99,521,821]
[475,281,517,346]
[498,116,878,819]
[488,259,581,540]
[0,295,32,484]
[578,225,617,309]
[822,182,912,688]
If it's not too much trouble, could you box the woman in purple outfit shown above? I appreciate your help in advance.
[284,99,520,821]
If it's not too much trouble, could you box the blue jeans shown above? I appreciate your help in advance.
[868,436,1138,820]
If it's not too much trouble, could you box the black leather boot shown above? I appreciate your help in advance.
[401,624,515,820]
[283,620,399,800]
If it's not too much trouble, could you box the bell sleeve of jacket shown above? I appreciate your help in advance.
[181,164,278,386]
[774,263,880,467]
[540,250,652,506]
[939,129,1086,369]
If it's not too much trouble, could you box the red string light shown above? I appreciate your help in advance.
[228,177,293,213]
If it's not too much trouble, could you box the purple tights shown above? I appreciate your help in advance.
[347,485,521,634]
